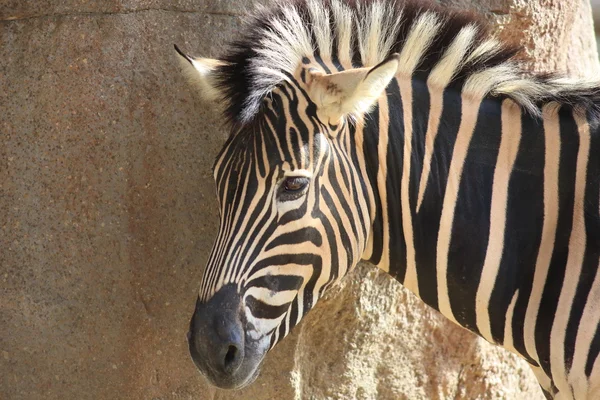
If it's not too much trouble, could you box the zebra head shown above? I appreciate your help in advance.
[175,44,398,388]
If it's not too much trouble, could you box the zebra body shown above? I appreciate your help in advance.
[176,0,600,397]
[366,74,600,399]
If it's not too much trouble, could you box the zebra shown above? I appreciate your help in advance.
[175,0,600,398]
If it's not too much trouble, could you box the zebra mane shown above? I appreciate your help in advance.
[211,0,600,125]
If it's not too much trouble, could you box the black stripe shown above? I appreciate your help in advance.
[246,295,292,319]
[277,190,309,226]
[586,324,600,377]
[582,116,600,376]
[321,187,353,281]
[287,297,300,336]
[385,78,407,281]
[252,127,265,177]
[265,92,294,163]
[335,127,369,241]
[496,108,545,366]
[362,103,384,264]
[564,113,599,372]
[207,155,252,290]
[278,86,303,164]
[228,170,275,281]
[347,123,374,237]
[264,227,323,251]
[409,76,429,209]
[413,86,462,310]
[313,54,332,74]
[324,149,360,245]
[250,274,304,293]
[330,140,352,197]
[214,138,238,192]
[236,210,278,281]
[447,96,502,334]
[536,107,580,377]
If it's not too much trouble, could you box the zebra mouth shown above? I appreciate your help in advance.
[230,361,263,389]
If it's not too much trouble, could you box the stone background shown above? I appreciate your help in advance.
[1,1,598,399]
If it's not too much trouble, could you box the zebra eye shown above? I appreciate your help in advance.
[284,177,309,192]
[279,176,310,201]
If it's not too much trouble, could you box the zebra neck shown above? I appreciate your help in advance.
[360,76,435,288]
[361,74,525,321]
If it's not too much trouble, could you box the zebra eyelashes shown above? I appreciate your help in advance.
[278,176,310,202]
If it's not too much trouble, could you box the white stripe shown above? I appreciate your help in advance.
[416,85,444,212]
[375,92,390,272]
[245,287,298,307]
[503,289,520,354]
[399,77,418,295]
[475,99,522,342]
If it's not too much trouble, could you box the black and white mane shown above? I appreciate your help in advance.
[201,0,600,126]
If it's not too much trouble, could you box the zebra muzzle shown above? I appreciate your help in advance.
[187,284,267,389]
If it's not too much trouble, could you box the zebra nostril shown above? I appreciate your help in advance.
[223,343,241,372]
[225,345,237,364]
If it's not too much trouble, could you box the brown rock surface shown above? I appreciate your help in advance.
[441,0,599,76]
[0,1,597,399]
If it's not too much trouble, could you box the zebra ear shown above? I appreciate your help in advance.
[308,53,399,122]
[174,44,224,102]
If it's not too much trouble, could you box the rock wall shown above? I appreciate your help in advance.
[1,1,597,399]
